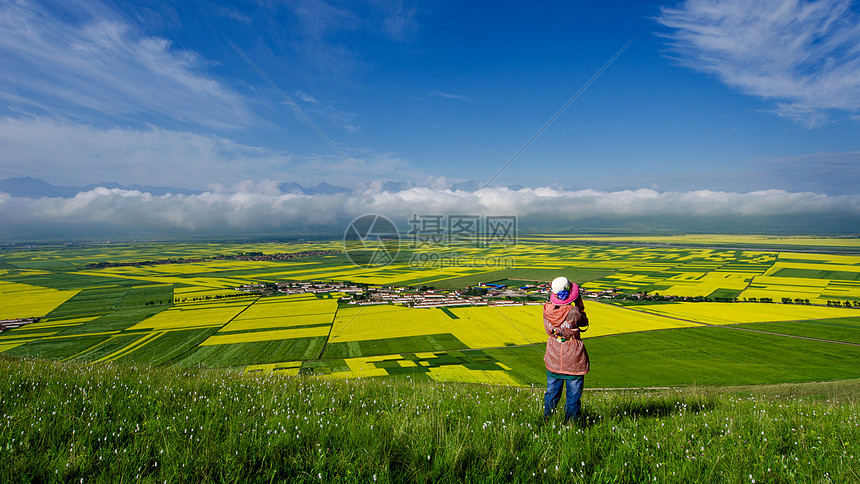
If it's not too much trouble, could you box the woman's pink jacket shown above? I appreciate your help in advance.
[543,302,590,376]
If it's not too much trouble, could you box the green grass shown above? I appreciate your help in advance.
[772,268,860,281]
[3,335,111,361]
[44,286,129,318]
[118,328,219,366]
[67,333,147,362]
[56,306,167,335]
[1,356,857,483]
[733,317,860,344]
[583,325,860,387]
[707,288,743,299]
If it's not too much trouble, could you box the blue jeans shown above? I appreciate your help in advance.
[543,374,584,422]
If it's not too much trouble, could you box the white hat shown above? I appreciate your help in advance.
[550,276,579,305]
[551,276,570,294]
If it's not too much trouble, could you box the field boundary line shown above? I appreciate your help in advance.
[316,304,342,359]
[61,334,118,362]
[96,331,165,363]
[161,295,261,366]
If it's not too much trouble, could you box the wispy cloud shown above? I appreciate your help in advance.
[277,0,423,76]
[0,0,251,129]
[374,0,421,42]
[657,0,860,127]
[428,91,473,102]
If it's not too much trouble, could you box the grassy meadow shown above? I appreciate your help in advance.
[1,356,857,483]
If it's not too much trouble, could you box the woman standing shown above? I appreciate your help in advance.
[543,276,590,424]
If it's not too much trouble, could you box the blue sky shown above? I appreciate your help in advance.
[1,0,859,236]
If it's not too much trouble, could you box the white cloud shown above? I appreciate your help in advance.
[0,185,856,238]
[657,0,860,127]
[0,0,251,128]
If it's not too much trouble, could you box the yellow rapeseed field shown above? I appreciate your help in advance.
[127,299,254,331]
[246,353,524,385]
[74,268,262,289]
[218,294,337,333]
[0,342,25,353]
[330,304,544,349]
[662,271,753,297]
[201,326,330,345]
[96,331,165,363]
[446,305,546,347]
[0,281,79,319]
[741,275,830,302]
[337,355,403,378]
[244,361,302,376]
[629,301,855,325]
[425,365,522,386]
[329,305,449,344]
[328,301,700,349]
[577,302,701,336]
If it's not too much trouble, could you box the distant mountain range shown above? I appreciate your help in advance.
[0,177,203,198]
[276,181,352,195]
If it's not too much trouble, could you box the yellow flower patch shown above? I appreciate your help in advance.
[0,281,79,319]
[201,326,330,346]
[218,294,337,333]
[578,303,701,337]
[128,299,253,331]
[0,342,25,353]
[629,301,854,325]
[244,361,302,375]
[426,365,522,386]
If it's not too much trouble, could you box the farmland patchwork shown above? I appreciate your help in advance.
[1,237,858,386]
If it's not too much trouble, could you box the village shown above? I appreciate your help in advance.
[86,249,341,269]
[0,317,39,334]
[233,280,618,308]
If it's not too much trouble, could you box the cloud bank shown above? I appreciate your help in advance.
[657,0,860,127]
[1,185,857,239]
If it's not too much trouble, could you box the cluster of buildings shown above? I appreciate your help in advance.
[0,317,39,333]
[235,281,554,308]
[213,250,341,262]
[86,250,341,269]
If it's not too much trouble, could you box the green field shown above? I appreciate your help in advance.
[1,237,859,388]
